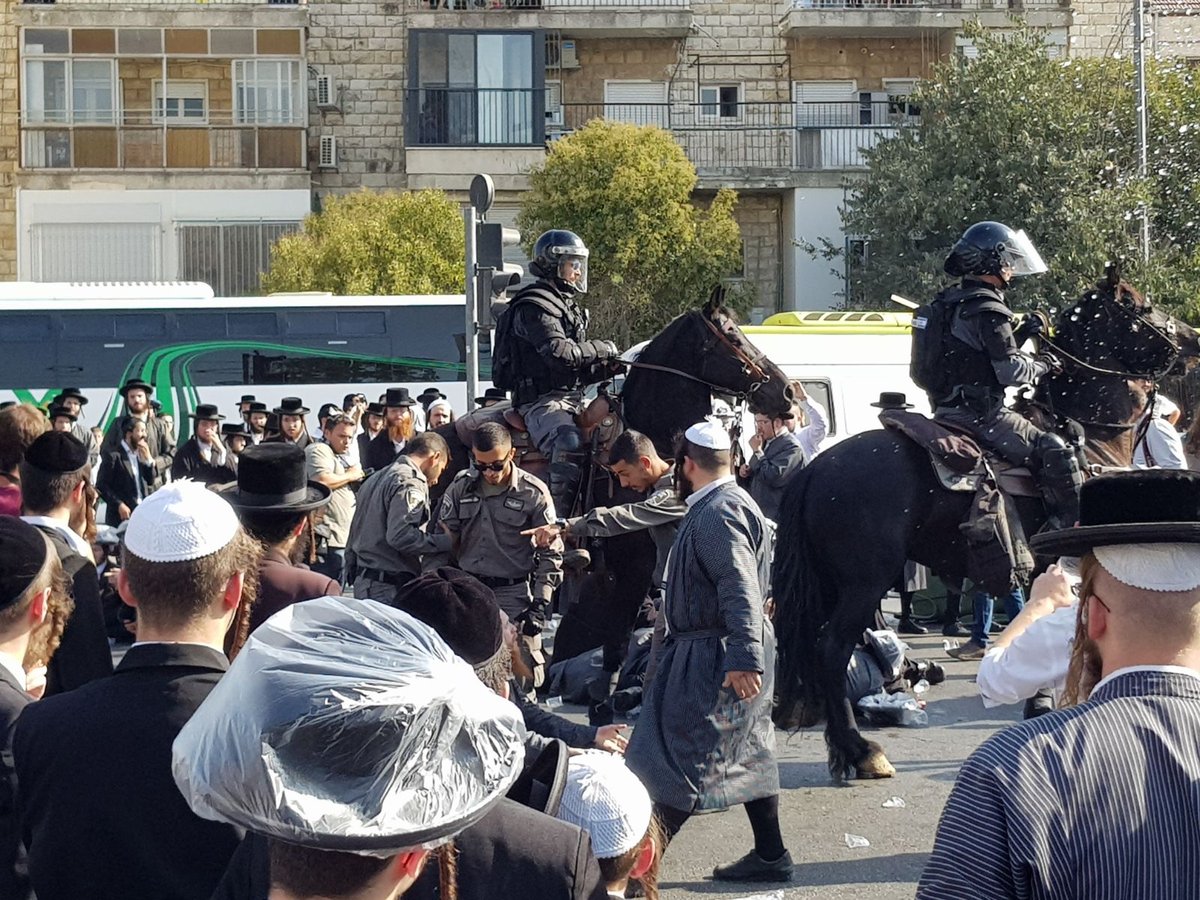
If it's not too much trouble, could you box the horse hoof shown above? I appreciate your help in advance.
[854,748,896,780]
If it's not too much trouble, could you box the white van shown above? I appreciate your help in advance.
[743,310,929,449]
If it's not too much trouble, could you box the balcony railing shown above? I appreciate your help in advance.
[22,0,301,4]
[785,0,1065,10]
[407,90,917,171]
[21,109,306,170]
[408,0,688,9]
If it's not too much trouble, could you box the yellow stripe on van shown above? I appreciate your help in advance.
[746,310,913,336]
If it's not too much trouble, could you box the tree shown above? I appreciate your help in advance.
[835,25,1200,315]
[262,189,464,295]
[518,120,744,345]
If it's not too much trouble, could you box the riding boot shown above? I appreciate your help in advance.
[549,454,584,520]
[1037,446,1084,531]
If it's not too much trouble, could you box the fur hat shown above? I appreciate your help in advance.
[391,567,504,665]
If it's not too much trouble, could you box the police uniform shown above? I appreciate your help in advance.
[434,464,562,621]
[345,456,452,602]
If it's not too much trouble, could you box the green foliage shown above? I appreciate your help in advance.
[261,189,465,295]
[518,120,745,345]
[838,24,1200,317]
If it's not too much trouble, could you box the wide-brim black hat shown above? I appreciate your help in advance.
[365,402,386,417]
[239,395,257,404]
[384,387,416,408]
[221,443,330,513]
[1031,469,1200,558]
[57,387,88,406]
[221,422,251,437]
[189,404,225,421]
[273,397,310,416]
[47,404,76,422]
[871,391,914,410]
[120,378,154,398]
[247,402,268,414]
[475,387,507,404]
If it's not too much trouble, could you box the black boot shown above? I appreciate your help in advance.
[1037,443,1083,531]
[549,454,584,520]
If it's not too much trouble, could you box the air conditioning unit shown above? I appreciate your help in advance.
[316,75,338,110]
[560,39,580,69]
[318,134,338,169]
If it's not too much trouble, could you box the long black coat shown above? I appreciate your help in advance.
[29,525,114,695]
[0,665,31,900]
[362,429,404,473]
[13,643,240,900]
[210,798,608,900]
[170,437,237,486]
[95,447,157,526]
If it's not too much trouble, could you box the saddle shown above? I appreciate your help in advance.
[453,395,624,482]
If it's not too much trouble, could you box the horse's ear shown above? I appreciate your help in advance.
[704,284,726,316]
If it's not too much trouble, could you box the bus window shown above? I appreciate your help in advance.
[68,314,116,339]
[120,314,166,339]
[797,379,835,436]
[176,313,227,339]
[229,313,278,337]
[7,315,52,341]
[288,311,337,336]
[338,312,386,336]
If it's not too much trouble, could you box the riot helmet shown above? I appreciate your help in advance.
[944,221,1047,284]
[530,230,589,295]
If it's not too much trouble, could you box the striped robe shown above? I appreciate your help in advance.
[919,669,1200,899]
[625,480,778,812]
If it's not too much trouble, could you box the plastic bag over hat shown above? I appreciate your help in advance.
[171,596,527,856]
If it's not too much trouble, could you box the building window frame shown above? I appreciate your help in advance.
[697,83,742,123]
[233,59,303,126]
[22,57,117,125]
[152,80,209,125]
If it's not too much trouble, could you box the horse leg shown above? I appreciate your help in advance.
[820,588,896,782]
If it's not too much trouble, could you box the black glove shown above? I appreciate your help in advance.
[587,339,620,360]
[1014,315,1045,343]
[1036,351,1064,376]
[517,609,545,637]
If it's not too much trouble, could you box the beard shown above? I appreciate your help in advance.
[389,415,414,442]
[673,449,695,501]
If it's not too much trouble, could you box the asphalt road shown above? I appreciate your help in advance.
[557,624,1025,900]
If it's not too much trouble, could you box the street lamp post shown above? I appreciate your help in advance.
[1134,0,1151,265]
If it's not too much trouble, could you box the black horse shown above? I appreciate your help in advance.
[772,277,1200,782]
[431,293,794,663]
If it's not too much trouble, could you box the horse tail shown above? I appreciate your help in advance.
[771,461,827,729]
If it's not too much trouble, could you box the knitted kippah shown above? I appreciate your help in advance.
[24,431,88,474]
[557,751,653,859]
[124,480,240,563]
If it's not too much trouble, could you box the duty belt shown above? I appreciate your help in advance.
[358,568,415,588]
[470,573,529,589]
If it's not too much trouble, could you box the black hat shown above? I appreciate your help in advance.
[222,443,330,513]
[0,518,50,612]
[417,387,446,406]
[365,402,386,417]
[392,567,504,665]
[188,403,225,422]
[119,378,154,398]
[56,387,88,406]
[239,394,257,405]
[384,387,416,408]
[318,403,341,422]
[871,392,914,410]
[47,404,76,422]
[24,431,88,474]
[475,387,507,405]
[222,422,251,438]
[273,397,310,416]
[247,402,268,414]
[1031,470,1200,558]
[0,402,15,411]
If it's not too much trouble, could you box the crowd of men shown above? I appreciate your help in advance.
[1,222,1199,899]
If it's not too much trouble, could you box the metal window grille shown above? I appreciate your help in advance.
[177,221,300,296]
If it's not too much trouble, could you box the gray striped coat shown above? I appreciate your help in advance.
[625,480,779,812]
[919,669,1200,899]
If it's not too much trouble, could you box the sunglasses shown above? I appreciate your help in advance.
[473,458,508,473]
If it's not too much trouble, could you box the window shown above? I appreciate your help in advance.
[796,379,835,436]
[23,59,115,124]
[409,31,540,146]
[338,312,386,336]
[233,60,302,125]
[288,311,337,336]
[698,84,741,121]
[153,81,208,124]
[229,313,278,337]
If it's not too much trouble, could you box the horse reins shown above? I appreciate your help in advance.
[625,314,772,401]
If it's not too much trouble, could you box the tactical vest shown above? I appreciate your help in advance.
[492,280,590,406]
[915,282,1009,407]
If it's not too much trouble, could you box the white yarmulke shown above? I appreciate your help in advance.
[1094,543,1200,593]
[684,416,732,451]
[124,480,240,563]
[557,751,652,859]
[427,398,452,415]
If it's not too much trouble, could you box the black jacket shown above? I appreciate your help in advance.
[0,665,31,900]
[100,414,175,483]
[171,437,237,486]
[506,282,615,406]
[514,681,597,753]
[28,524,114,695]
[13,643,240,900]
[362,429,404,474]
[210,798,608,900]
[96,446,158,526]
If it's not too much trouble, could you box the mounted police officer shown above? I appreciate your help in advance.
[492,230,623,516]
[918,221,1082,530]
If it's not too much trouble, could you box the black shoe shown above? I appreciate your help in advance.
[612,687,642,714]
[712,849,794,883]
[942,621,970,638]
[897,617,928,635]
[588,699,614,727]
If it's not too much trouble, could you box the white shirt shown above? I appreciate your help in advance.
[0,650,25,691]
[684,474,736,509]
[1133,416,1187,470]
[977,603,1078,707]
[795,398,829,462]
[21,514,92,559]
[198,439,227,467]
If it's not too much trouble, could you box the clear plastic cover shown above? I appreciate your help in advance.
[1000,229,1048,277]
[171,596,527,856]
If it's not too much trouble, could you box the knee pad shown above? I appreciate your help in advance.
[550,425,584,457]
[1033,432,1070,457]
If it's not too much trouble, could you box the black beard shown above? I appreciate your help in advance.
[673,449,694,501]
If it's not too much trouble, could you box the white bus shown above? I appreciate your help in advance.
[0,283,479,439]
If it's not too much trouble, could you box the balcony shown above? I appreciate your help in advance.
[21,109,306,170]
[403,90,916,187]
[781,0,1071,36]
[406,0,693,38]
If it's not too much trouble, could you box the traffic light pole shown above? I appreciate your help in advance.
[464,205,481,410]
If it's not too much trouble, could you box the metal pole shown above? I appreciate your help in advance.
[1134,0,1151,265]
[464,206,480,409]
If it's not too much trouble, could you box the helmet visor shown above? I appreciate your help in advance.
[556,255,588,294]
[1000,230,1048,278]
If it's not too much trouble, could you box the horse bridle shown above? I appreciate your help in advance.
[624,312,772,401]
